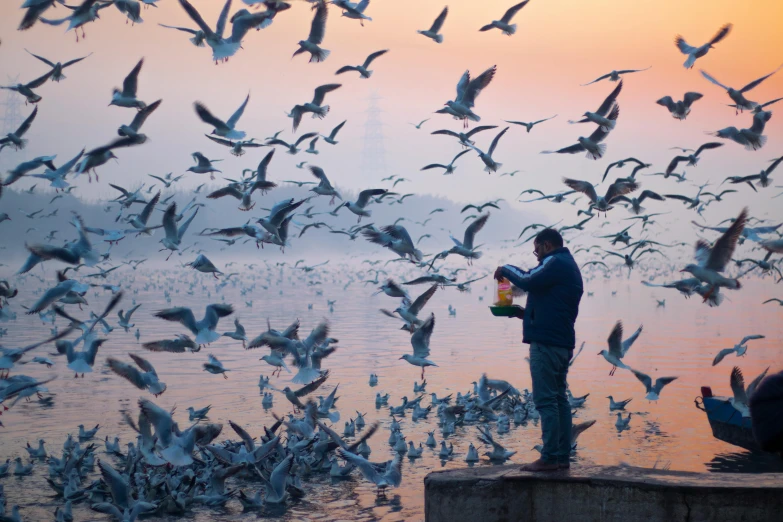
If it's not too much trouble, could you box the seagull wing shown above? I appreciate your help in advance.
[581,73,611,86]
[487,127,508,156]
[129,353,157,374]
[194,102,229,133]
[631,368,652,390]
[308,1,328,45]
[700,70,730,91]
[207,186,243,201]
[155,307,198,333]
[621,324,643,356]
[730,367,748,404]
[429,6,448,33]
[363,49,388,68]
[463,213,489,250]
[605,180,639,203]
[226,93,250,129]
[461,65,496,108]
[177,0,216,38]
[25,69,55,89]
[14,106,38,137]
[682,92,703,106]
[294,371,329,397]
[356,188,387,207]
[25,49,56,67]
[408,284,438,316]
[411,313,434,358]
[122,58,144,97]
[312,83,341,106]
[674,36,697,55]
[108,357,147,389]
[501,0,530,23]
[607,321,624,358]
[740,334,765,345]
[595,80,622,116]
[712,347,736,366]
[705,207,747,271]
[694,141,723,156]
[563,178,598,203]
[129,99,162,132]
[708,23,732,46]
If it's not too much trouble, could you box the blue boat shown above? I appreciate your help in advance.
[696,386,760,452]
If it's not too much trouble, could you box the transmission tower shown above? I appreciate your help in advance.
[1,75,24,135]
[360,91,387,179]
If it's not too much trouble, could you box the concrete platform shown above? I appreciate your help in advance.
[424,464,783,522]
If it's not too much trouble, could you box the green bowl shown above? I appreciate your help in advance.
[489,305,522,317]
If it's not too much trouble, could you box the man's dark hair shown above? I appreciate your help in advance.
[534,228,564,248]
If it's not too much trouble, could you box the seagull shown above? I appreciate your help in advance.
[445,213,489,265]
[581,66,651,86]
[267,132,319,154]
[333,0,373,25]
[418,5,448,43]
[723,156,782,191]
[40,0,113,42]
[542,107,617,160]
[665,142,723,175]
[700,65,782,113]
[598,321,643,376]
[154,303,234,346]
[400,313,436,379]
[194,94,249,140]
[117,304,141,332]
[117,99,162,139]
[25,49,91,82]
[203,354,230,378]
[675,23,732,69]
[256,198,307,241]
[293,1,329,62]
[0,106,38,152]
[362,224,423,262]
[159,203,199,260]
[18,0,62,31]
[281,372,330,411]
[656,92,703,120]
[287,84,341,132]
[307,166,341,203]
[477,425,516,461]
[469,127,508,173]
[321,120,346,145]
[563,177,638,214]
[26,278,89,315]
[186,254,223,278]
[222,318,247,347]
[109,58,146,110]
[65,333,106,378]
[601,157,649,182]
[176,0,274,62]
[410,118,430,129]
[0,328,72,377]
[0,69,55,104]
[729,366,757,417]
[440,65,497,127]
[420,150,470,175]
[712,335,765,366]
[383,284,438,332]
[505,114,557,133]
[187,152,222,179]
[479,1,530,35]
[142,334,198,353]
[336,189,387,222]
[108,353,167,396]
[337,448,401,497]
[631,369,677,401]
[76,136,144,182]
[680,207,747,298]
[430,125,497,148]
[711,111,772,151]
[607,396,632,411]
[19,214,99,273]
[568,80,622,131]
[336,50,388,78]
[613,190,666,215]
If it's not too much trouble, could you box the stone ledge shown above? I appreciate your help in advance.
[424,464,783,522]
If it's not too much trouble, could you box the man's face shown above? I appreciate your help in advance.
[534,241,552,261]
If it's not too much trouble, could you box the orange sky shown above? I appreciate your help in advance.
[0,0,782,225]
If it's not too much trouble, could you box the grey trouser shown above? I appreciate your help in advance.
[529,342,572,464]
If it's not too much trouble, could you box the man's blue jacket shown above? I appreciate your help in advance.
[499,247,583,349]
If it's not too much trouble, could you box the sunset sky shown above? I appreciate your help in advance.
[1,0,782,226]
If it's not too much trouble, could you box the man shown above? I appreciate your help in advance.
[494,228,583,471]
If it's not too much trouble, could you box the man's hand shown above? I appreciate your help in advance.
[493,266,504,281]
[510,305,525,319]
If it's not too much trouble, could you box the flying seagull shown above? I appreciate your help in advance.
[194,93,249,140]
[675,23,732,69]
[478,0,530,36]
[581,66,650,86]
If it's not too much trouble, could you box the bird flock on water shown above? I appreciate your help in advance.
[1,0,783,520]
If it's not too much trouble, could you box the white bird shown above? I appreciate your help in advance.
[222,318,247,347]
[293,1,329,62]
[321,120,346,145]
[39,0,113,42]
[418,6,448,43]
[680,207,747,298]
[446,213,489,264]
[307,166,342,203]
[335,0,372,25]
[400,313,437,379]
[203,354,230,378]
[109,58,146,110]
[107,353,167,396]
[25,49,92,82]
[712,111,773,151]
[477,425,515,461]
[730,366,751,417]
[154,303,234,346]
[505,114,557,133]
[0,106,38,152]
[479,0,530,35]
[420,149,470,175]
[337,449,402,496]
[117,304,142,332]
[607,396,632,411]
[675,23,732,69]
[26,278,89,314]
[656,92,702,120]
[335,50,388,78]
[187,254,223,278]
[66,333,106,378]
[336,188,387,222]
[117,99,162,139]
[187,152,222,179]
[598,321,643,375]
[700,64,782,113]
[440,65,497,126]
[187,404,211,421]
[542,107,618,160]
[194,94,249,140]
[469,127,508,173]
[159,203,199,260]
[138,398,196,466]
[615,412,632,431]
[631,369,677,401]
[563,177,638,214]
[712,335,765,366]
[581,66,651,86]
[569,81,622,131]
[0,69,55,104]
[287,84,341,132]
